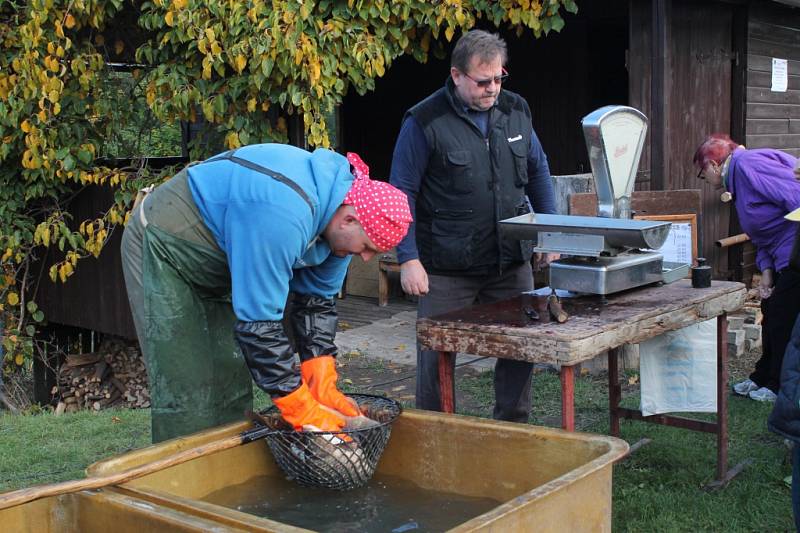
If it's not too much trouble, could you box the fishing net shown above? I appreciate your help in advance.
[256,394,402,490]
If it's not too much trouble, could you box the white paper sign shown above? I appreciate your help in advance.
[772,58,788,92]
[643,221,694,265]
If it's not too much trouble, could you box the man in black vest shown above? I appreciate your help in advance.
[389,29,558,422]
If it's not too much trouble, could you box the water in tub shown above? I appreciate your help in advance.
[202,472,501,532]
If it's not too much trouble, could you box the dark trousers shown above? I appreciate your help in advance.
[416,263,534,423]
[752,269,800,393]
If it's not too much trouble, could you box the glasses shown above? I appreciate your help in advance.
[462,68,508,88]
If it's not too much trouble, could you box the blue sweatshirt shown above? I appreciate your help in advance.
[187,144,353,322]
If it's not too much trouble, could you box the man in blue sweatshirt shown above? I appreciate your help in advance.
[121,145,411,442]
[389,30,557,422]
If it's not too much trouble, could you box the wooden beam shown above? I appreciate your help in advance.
[650,0,670,191]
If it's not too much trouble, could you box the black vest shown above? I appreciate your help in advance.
[408,79,533,276]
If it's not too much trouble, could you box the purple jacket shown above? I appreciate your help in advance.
[728,148,800,272]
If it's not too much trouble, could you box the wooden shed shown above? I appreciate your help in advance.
[35,0,800,341]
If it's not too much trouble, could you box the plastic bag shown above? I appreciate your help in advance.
[639,319,717,416]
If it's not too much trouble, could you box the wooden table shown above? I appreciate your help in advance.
[417,279,747,485]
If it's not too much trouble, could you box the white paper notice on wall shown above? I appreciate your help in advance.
[772,58,788,92]
[656,222,693,265]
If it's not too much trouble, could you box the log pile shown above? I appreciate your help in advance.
[52,338,150,414]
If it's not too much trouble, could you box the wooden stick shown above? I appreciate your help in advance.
[0,425,271,511]
[715,233,750,248]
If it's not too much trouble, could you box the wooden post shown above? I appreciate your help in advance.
[560,365,575,431]
[438,351,456,413]
[717,312,729,481]
[608,347,621,436]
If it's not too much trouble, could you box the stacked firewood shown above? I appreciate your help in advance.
[52,338,150,414]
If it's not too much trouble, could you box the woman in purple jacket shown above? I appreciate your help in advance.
[694,134,800,402]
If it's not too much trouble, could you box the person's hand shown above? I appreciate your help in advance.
[759,269,774,300]
[300,356,360,417]
[533,252,561,271]
[272,383,346,432]
[400,259,429,295]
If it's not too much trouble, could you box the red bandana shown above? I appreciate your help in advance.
[342,152,413,251]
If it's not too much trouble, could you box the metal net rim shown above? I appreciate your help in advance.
[256,393,402,435]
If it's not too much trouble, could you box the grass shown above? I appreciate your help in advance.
[456,369,795,532]
[0,364,795,531]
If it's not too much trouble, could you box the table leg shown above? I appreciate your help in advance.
[560,365,575,431]
[438,351,456,413]
[716,313,729,481]
[608,347,621,437]
[377,265,389,307]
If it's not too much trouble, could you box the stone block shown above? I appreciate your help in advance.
[746,337,762,352]
[743,323,761,340]
[727,316,746,330]
[727,329,745,347]
[728,341,745,357]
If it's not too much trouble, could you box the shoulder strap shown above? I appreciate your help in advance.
[202,149,315,214]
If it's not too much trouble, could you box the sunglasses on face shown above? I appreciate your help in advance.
[462,67,509,88]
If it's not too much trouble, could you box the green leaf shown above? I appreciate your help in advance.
[25,325,36,336]
[77,149,93,165]
[63,155,76,172]
[32,310,44,322]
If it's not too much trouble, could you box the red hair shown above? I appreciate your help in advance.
[693,134,739,170]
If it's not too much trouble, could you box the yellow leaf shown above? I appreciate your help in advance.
[247,98,257,112]
[174,0,187,8]
[20,120,31,133]
[7,292,19,305]
[205,28,215,42]
[165,11,175,27]
[64,14,76,29]
[445,26,455,42]
[53,102,61,115]
[15,353,24,366]
[235,54,247,73]
[115,40,124,55]
[224,131,241,149]
[211,42,222,56]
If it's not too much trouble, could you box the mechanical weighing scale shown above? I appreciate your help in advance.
[501,105,690,295]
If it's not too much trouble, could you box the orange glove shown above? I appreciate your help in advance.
[272,382,346,432]
[301,356,360,417]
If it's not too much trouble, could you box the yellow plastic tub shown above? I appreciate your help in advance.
[0,488,253,532]
[82,409,628,532]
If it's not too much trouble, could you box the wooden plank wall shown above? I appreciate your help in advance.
[35,186,138,340]
[629,0,738,278]
[745,1,800,157]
